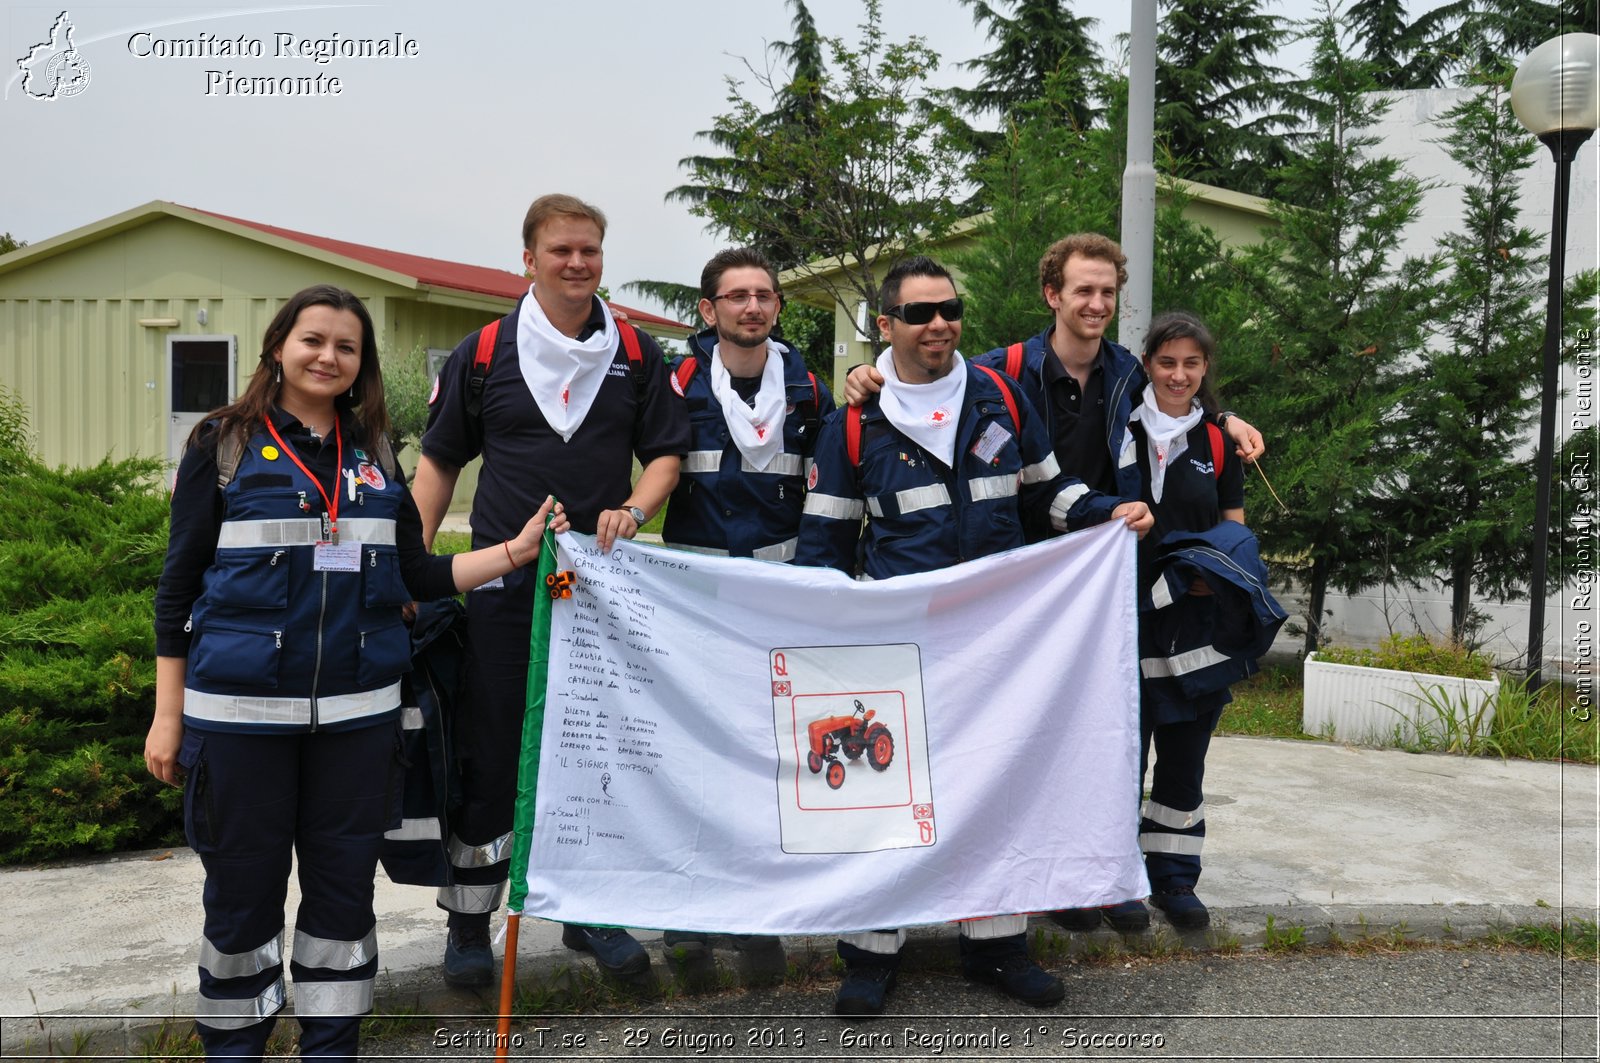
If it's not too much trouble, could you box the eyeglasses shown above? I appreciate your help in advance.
[884,298,964,325]
[711,290,781,309]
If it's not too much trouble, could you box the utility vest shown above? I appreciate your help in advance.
[183,423,412,732]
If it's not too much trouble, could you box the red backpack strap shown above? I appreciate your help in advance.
[672,356,698,394]
[846,403,864,467]
[1207,421,1225,480]
[972,363,1021,435]
[466,317,504,421]
[617,321,643,364]
[1005,342,1024,381]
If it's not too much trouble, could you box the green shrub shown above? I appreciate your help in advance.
[0,391,177,864]
[1315,633,1494,680]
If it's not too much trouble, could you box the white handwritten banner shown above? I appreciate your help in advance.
[520,524,1146,935]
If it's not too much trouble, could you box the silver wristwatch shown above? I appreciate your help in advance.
[627,506,647,525]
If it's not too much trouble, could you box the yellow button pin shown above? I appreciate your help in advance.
[262,445,280,461]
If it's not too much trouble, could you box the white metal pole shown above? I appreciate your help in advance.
[1121,0,1158,354]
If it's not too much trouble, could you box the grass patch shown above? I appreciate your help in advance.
[1215,661,1595,765]
[1316,634,1494,680]
[1218,664,1306,739]
[1486,919,1600,960]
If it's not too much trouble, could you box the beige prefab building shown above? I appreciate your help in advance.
[780,179,1277,391]
[0,201,692,481]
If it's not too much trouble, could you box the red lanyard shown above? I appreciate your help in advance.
[264,415,342,543]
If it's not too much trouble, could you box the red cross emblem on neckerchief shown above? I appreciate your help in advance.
[561,384,570,406]
[928,407,951,427]
[756,423,768,440]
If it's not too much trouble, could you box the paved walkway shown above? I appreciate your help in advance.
[2,737,1595,1054]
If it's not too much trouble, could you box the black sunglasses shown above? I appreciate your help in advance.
[884,298,964,325]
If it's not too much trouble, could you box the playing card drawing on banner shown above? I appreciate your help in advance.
[772,644,934,853]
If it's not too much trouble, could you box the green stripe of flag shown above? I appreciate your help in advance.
[506,526,559,916]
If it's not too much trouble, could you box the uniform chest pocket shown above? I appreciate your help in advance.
[362,548,411,608]
[206,548,292,609]
[191,622,283,687]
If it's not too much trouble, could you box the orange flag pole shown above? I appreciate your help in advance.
[494,913,520,1061]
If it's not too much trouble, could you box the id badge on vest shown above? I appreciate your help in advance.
[314,541,361,571]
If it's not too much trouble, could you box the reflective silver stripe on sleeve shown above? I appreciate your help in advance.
[742,453,805,476]
[866,496,884,518]
[664,542,730,557]
[199,931,283,980]
[1141,645,1230,678]
[752,537,798,562]
[384,817,441,841]
[803,493,866,520]
[968,473,1019,501]
[1142,799,1205,829]
[805,457,815,481]
[682,450,723,474]
[293,927,377,972]
[448,831,513,868]
[217,519,320,548]
[436,881,507,915]
[1139,832,1205,855]
[1149,574,1176,610]
[183,682,402,729]
[400,705,423,730]
[1049,483,1090,530]
[1020,452,1061,484]
[896,484,952,514]
[291,977,375,1017]
[195,977,286,1029]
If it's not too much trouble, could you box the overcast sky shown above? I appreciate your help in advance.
[0,0,1481,320]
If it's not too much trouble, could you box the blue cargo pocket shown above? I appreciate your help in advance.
[206,548,292,609]
[179,730,216,852]
[357,625,412,687]
[191,623,282,687]
[362,548,411,608]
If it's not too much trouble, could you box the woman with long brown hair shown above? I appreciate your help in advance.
[146,284,564,1060]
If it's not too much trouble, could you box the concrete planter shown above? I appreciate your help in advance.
[1302,653,1500,747]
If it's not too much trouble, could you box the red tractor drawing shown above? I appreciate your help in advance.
[805,699,894,789]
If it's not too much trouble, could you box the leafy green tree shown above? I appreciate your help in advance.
[950,0,1103,133]
[0,232,25,255]
[1224,7,1442,653]
[949,72,1120,355]
[1346,0,1453,88]
[1155,0,1303,199]
[681,0,968,341]
[666,0,829,270]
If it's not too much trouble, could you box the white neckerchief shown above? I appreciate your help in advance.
[876,350,967,468]
[1129,387,1205,503]
[710,339,788,471]
[516,285,618,443]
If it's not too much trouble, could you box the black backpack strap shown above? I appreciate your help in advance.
[215,432,243,489]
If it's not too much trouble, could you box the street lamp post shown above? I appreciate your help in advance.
[1510,33,1600,691]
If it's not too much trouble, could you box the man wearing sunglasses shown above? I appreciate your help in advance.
[654,247,836,983]
[796,256,1149,1015]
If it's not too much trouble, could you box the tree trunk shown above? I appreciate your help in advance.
[1450,549,1473,645]
[1303,554,1329,655]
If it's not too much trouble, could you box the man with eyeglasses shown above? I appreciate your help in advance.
[653,247,835,983]
[661,247,835,565]
[795,255,1150,1016]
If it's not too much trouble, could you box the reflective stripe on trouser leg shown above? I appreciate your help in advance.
[957,915,1029,939]
[837,929,906,956]
[444,587,533,916]
[289,721,396,1060]
[1141,707,1219,891]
